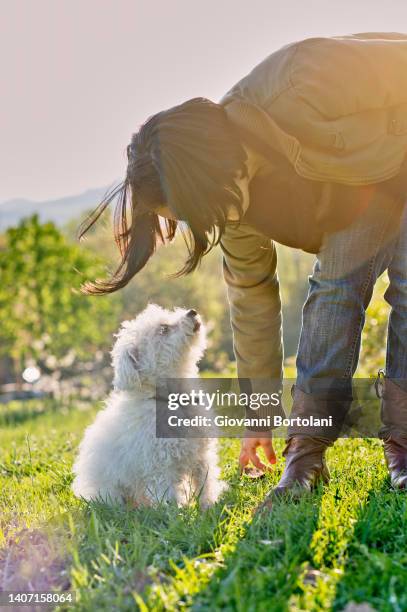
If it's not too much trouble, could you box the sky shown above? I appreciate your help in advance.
[1,0,407,203]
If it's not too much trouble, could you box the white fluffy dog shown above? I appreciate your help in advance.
[72,305,225,507]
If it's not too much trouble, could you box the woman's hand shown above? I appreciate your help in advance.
[239,436,277,475]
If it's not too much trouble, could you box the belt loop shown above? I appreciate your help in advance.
[375,369,386,399]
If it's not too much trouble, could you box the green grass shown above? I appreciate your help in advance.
[1,399,406,611]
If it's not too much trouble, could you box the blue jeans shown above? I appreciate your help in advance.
[296,192,407,399]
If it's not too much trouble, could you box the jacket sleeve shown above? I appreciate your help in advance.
[220,222,283,380]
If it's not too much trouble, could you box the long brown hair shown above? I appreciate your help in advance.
[79,97,247,295]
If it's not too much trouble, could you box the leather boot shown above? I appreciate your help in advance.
[383,436,407,489]
[274,436,331,496]
[258,436,331,510]
[379,375,407,489]
[258,385,346,510]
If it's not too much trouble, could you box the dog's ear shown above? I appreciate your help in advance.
[112,346,141,391]
[128,347,140,369]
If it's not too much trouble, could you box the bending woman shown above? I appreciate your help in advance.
[80,33,407,498]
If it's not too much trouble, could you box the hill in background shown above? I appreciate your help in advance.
[0,185,112,231]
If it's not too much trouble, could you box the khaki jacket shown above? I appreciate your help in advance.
[219,33,407,378]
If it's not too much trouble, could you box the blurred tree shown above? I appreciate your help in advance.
[277,251,393,376]
[276,245,314,357]
[358,274,390,376]
[0,215,120,381]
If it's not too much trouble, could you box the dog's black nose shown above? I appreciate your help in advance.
[187,309,198,318]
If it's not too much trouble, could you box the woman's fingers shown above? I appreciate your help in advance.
[261,439,277,465]
[238,450,250,473]
[247,448,268,472]
[239,437,276,476]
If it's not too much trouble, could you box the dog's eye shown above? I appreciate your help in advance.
[159,324,170,335]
